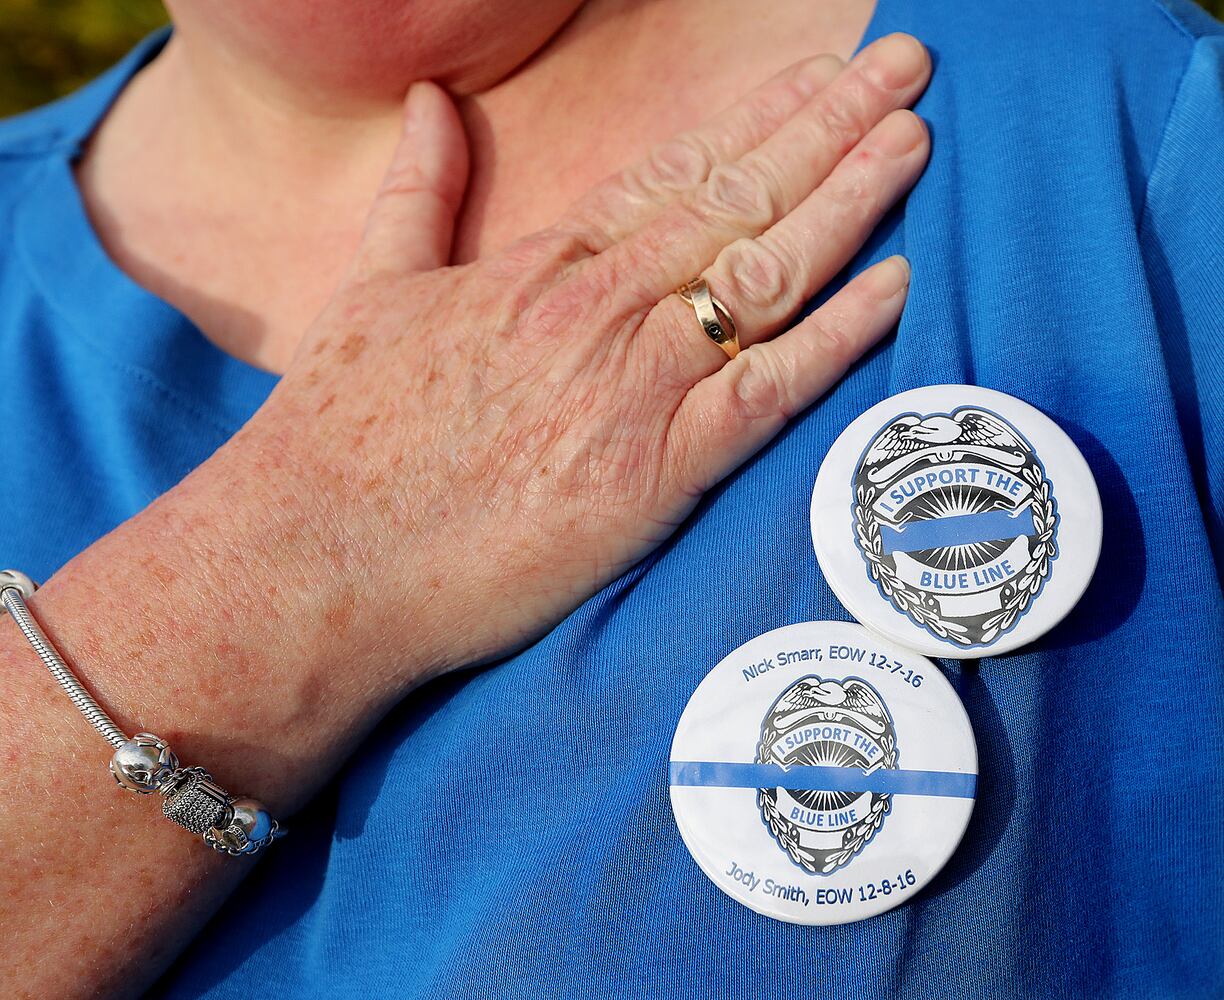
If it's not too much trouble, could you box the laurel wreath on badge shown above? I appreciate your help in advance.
[853,462,1059,647]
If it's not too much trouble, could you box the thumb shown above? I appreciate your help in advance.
[359,80,470,274]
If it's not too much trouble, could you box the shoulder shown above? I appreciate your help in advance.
[0,100,78,204]
[0,29,169,207]
[1148,0,1224,40]
[0,99,77,159]
[934,0,1220,55]
[906,0,1221,186]
[1039,0,1222,46]
[0,97,90,265]
[0,102,75,254]
[916,0,1216,81]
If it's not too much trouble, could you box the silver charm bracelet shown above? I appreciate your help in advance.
[0,569,284,856]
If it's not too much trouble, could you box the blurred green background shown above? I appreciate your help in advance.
[2,0,1223,117]
[1,0,168,116]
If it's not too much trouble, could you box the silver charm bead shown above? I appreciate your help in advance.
[1,567,284,860]
[211,798,275,855]
[0,569,38,600]
[161,767,233,835]
[110,733,179,794]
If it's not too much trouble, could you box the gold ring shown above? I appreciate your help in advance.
[677,278,740,360]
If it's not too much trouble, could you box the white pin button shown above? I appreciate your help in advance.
[670,621,977,925]
[811,385,1102,659]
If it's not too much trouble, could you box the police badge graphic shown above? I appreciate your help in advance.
[671,621,980,924]
[851,406,1059,649]
[757,675,898,875]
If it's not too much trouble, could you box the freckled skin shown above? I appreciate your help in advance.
[336,332,369,364]
[137,551,180,588]
[249,40,927,676]
[324,592,358,635]
[0,10,926,998]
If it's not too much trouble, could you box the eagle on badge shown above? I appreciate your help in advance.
[862,410,1028,481]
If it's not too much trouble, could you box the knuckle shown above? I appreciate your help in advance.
[494,230,559,273]
[719,237,790,309]
[499,276,545,329]
[793,53,844,95]
[534,225,601,266]
[835,158,879,217]
[731,349,796,421]
[521,281,586,338]
[806,311,853,362]
[813,84,870,149]
[378,176,434,204]
[813,167,876,228]
[491,226,596,278]
[520,268,619,341]
[377,156,444,205]
[697,161,778,230]
[750,76,816,132]
[620,199,708,283]
[641,136,714,193]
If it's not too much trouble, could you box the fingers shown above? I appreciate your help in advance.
[666,255,910,496]
[561,54,844,250]
[357,81,470,275]
[649,107,928,383]
[707,110,926,342]
[598,33,930,305]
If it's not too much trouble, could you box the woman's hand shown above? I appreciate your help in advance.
[0,36,928,997]
[225,32,932,684]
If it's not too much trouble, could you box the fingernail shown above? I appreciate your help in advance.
[875,255,911,297]
[862,33,929,91]
[869,110,927,157]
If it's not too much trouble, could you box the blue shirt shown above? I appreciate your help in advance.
[2,1,1221,996]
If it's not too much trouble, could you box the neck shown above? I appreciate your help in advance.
[80,0,875,370]
[111,34,405,219]
[138,0,578,218]
[146,0,873,237]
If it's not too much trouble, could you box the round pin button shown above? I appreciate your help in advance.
[811,385,1102,659]
[669,621,976,925]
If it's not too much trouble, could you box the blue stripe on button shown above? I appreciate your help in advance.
[669,762,977,799]
[879,508,1032,554]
